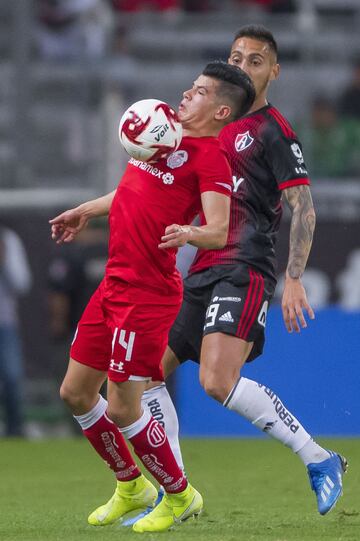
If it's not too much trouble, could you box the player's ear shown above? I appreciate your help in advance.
[215,105,231,121]
[270,62,280,82]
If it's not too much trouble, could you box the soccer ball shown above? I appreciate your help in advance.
[119,99,183,163]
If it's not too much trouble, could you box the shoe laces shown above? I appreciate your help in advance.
[309,456,337,493]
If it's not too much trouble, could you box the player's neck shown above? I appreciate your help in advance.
[182,127,218,138]
[248,95,268,115]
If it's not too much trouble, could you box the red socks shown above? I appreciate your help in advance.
[76,396,186,493]
[129,418,187,493]
[83,413,141,481]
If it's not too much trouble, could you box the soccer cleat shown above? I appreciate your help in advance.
[88,474,158,526]
[307,451,348,515]
[132,483,203,533]
[122,487,165,527]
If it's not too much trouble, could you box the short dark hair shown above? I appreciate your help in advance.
[233,25,278,59]
[202,61,256,120]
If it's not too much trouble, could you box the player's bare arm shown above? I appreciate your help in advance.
[158,191,230,250]
[49,190,116,244]
[284,185,316,279]
[281,184,316,332]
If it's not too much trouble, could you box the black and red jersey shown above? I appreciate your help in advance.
[189,104,311,284]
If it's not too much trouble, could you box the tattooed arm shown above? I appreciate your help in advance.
[284,185,316,278]
[281,185,316,332]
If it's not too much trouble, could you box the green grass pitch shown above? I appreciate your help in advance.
[1,438,359,541]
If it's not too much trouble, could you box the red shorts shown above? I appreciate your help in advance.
[70,280,181,382]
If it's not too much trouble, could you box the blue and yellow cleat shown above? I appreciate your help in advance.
[88,474,157,526]
[133,483,203,533]
[307,451,348,515]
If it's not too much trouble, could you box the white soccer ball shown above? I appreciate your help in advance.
[119,99,183,163]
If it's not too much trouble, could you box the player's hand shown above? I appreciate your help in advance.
[49,208,88,244]
[281,275,315,333]
[158,224,192,249]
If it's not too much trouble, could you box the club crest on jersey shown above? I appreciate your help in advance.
[166,150,188,169]
[235,131,254,152]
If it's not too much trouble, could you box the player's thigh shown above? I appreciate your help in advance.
[168,294,209,365]
[200,267,273,385]
[70,283,113,373]
[106,301,180,383]
[200,332,253,386]
[61,357,107,400]
[145,345,179,390]
[162,346,180,379]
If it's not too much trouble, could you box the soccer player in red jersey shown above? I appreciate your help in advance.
[140,26,347,517]
[49,62,255,532]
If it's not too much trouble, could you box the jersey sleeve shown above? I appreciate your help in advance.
[197,143,233,197]
[263,125,311,191]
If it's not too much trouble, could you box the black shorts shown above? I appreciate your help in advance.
[168,265,275,364]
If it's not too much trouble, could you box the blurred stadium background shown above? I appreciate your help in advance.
[0,0,359,439]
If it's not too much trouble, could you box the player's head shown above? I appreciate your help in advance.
[229,25,280,104]
[202,61,255,120]
[178,61,255,136]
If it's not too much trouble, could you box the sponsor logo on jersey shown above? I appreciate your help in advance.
[295,166,308,175]
[147,419,166,447]
[213,296,241,302]
[232,175,245,192]
[109,359,124,372]
[219,311,234,323]
[166,150,188,169]
[129,157,174,185]
[235,131,254,152]
[162,172,174,184]
[291,142,305,164]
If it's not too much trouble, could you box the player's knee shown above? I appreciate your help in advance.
[200,373,227,403]
[106,405,121,426]
[59,382,70,404]
[107,402,139,427]
[59,382,92,412]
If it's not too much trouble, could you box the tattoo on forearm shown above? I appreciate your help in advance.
[283,185,316,279]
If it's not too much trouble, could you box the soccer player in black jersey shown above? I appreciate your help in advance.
[96,26,348,524]
[147,25,347,517]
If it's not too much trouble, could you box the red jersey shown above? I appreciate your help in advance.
[105,136,232,301]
